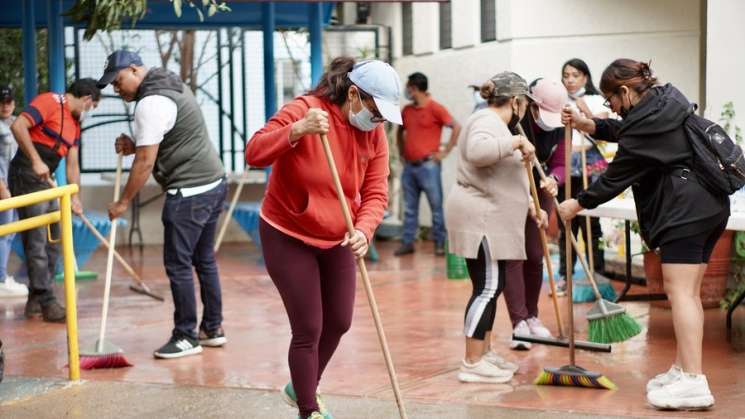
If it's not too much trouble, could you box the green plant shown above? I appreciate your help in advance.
[65,0,231,41]
[722,259,745,310]
[0,29,49,109]
[627,220,650,253]
[719,101,743,145]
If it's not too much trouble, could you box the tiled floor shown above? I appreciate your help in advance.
[2,240,744,418]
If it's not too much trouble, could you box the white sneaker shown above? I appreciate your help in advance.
[483,350,519,373]
[510,320,532,350]
[646,365,682,393]
[526,317,552,338]
[0,276,29,298]
[457,358,513,383]
[647,373,714,410]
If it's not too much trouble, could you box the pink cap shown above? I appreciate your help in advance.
[530,79,568,128]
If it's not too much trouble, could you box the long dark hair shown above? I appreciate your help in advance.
[562,58,600,96]
[599,58,658,96]
[308,56,356,106]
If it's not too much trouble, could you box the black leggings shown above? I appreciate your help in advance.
[659,220,728,264]
[464,238,506,340]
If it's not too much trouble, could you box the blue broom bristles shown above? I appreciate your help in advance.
[573,279,617,303]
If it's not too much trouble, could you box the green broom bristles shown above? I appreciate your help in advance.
[534,365,616,390]
[588,311,642,344]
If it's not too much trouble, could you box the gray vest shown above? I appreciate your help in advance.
[136,68,224,189]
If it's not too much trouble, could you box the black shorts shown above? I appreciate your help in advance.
[659,219,728,264]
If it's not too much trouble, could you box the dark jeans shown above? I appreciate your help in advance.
[558,176,605,278]
[401,160,446,245]
[162,180,227,339]
[259,219,356,418]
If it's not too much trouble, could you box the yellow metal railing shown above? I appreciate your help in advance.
[0,184,80,380]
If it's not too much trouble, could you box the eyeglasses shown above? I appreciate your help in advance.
[602,94,614,109]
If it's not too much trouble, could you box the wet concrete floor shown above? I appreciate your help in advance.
[1,240,744,418]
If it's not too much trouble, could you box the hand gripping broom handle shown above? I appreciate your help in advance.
[517,125,564,338]
[319,134,408,419]
[98,152,123,352]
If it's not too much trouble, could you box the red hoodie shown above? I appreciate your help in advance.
[246,96,389,248]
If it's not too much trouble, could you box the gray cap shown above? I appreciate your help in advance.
[488,71,534,99]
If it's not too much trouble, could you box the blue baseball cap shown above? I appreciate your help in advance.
[97,50,144,88]
[348,60,402,125]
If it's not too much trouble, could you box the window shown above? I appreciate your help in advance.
[402,3,413,55]
[439,2,452,50]
[480,0,496,42]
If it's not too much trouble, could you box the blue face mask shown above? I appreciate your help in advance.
[349,96,381,132]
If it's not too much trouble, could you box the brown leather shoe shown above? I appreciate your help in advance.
[24,296,42,318]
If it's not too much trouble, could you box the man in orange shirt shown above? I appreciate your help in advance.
[396,72,461,256]
[9,79,100,323]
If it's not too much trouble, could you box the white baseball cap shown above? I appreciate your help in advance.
[348,60,403,125]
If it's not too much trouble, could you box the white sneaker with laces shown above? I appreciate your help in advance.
[646,364,682,393]
[510,320,532,350]
[526,317,552,338]
[647,372,714,410]
[457,358,513,383]
[482,350,519,373]
[0,276,29,298]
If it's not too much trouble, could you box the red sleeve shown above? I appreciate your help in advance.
[433,101,454,126]
[20,93,55,127]
[354,127,390,241]
[245,98,309,167]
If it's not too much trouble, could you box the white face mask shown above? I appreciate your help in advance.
[535,114,554,132]
[349,97,380,132]
[78,109,90,122]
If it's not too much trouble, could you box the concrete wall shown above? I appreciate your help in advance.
[706,0,745,133]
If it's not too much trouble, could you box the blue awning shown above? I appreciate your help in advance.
[0,0,334,29]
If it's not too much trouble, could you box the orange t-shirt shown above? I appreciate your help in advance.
[20,92,80,157]
[401,98,453,162]
[246,96,389,249]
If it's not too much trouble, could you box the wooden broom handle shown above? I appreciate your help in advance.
[319,134,408,419]
[580,143,596,275]
[98,152,122,351]
[564,124,575,364]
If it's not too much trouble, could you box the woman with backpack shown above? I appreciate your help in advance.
[558,59,729,410]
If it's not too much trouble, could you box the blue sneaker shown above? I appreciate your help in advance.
[283,382,333,419]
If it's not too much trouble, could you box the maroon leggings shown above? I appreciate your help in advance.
[503,190,554,327]
[259,219,356,417]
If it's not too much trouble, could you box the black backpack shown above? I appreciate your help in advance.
[684,106,745,196]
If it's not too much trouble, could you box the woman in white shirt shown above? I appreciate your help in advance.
[557,58,612,292]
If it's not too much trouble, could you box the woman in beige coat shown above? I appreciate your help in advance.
[446,72,547,384]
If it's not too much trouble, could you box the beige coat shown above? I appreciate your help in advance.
[445,108,529,261]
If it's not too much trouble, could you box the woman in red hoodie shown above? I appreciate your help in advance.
[246,57,402,419]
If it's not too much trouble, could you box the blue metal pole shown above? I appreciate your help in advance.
[22,0,37,104]
[262,2,276,121]
[48,0,67,184]
[309,3,324,88]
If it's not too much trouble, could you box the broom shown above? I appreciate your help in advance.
[573,135,616,303]
[533,155,642,344]
[534,124,615,390]
[80,153,132,369]
[320,133,408,419]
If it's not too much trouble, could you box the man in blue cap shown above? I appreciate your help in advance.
[98,50,227,359]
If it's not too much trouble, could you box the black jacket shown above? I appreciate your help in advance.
[577,84,729,248]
